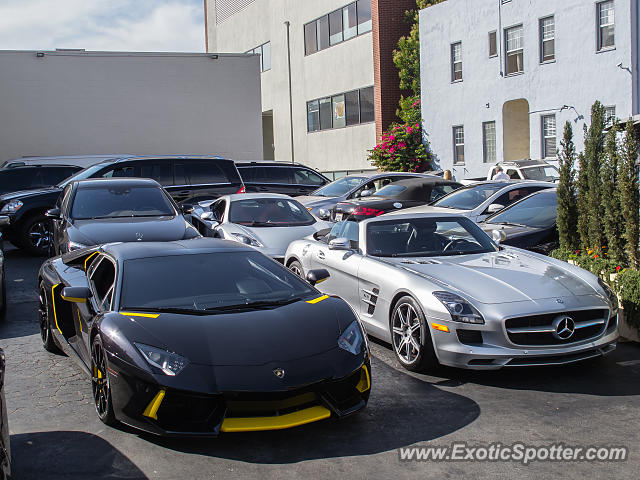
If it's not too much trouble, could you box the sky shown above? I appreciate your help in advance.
[0,0,206,52]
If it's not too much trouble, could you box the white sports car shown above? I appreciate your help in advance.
[284,213,619,371]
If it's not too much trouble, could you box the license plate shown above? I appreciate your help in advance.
[335,212,344,221]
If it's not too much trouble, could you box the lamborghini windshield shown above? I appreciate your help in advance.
[367,216,497,257]
[120,251,316,312]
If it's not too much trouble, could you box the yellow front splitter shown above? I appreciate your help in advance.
[220,405,331,433]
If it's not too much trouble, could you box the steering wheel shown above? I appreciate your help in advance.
[443,238,470,252]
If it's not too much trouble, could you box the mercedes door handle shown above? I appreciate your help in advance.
[317,250,325,260]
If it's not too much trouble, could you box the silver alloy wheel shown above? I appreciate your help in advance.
[28,221,51,249]
[288,262,303,277]
[392,302,422,365]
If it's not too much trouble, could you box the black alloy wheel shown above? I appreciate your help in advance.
[91,337,117,426]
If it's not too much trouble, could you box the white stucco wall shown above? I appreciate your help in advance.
[0,50,263,164]
[207,0,376,172]
[419,0,638,179]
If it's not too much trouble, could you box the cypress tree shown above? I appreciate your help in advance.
[619,120,640,268]
[602,123,625,263]
[556,121,578,250]
[583,101,606,250]
[576,152,590,250]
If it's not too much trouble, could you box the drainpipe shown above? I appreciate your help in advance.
[285,21,295,163]
[498,0,504,77]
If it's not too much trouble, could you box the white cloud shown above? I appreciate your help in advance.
[0,0,205,52]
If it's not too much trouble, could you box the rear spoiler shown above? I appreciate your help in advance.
[61,246,101,270]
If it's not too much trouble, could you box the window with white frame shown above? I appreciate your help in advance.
[451,42,462,82]
[453,126,465,164]
[505,25,524,75]
[542,115,557,159]
[540,16,555,62]
[483,122,496,163]
[597,1,615,51]
[605,106,616,127]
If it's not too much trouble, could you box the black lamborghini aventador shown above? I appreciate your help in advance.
[37,238,370,436]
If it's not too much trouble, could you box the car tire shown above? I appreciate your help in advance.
[38,283,60,353]
[390,295,439,372]
[91,336,118,427]
[288,260,304,278]
[17,214,51,256]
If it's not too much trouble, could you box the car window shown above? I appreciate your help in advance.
[521,166,559,181]
[59,184,73,212]
[40,167,80,186]
[292,168,326,186]
[486,191,557,228]
[434,183,506,210]
[71,184,175,219]
[140,162,173,186]
[175,161,229,185]
[237,166,263,183]
[352,177,398,198]
[506,169,520,180]
[327,220,359,249]
[491,187,547,210]
[430,184,459,202]
[102,166,136,178]
[211,199,226,221]
[313,176,368,197]
[89,256,116,311]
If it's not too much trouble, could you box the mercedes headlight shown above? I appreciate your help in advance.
[338,320,364,355]
[597,278,619,316]
[134,343,188,376]
[432,291,485,325]
[231,233,263,247]
[0,200,23,214]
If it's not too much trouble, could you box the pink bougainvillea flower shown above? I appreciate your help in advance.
[406,126,413,134]
[398,142,406,149]
[616,265,621,272]
[389,135,395,141]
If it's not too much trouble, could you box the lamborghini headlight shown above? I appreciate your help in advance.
[231,232,263,247]
[0,200,23,214]
[134,343,189,376]
[432,291,485,325]
[597,278,619,316]
[338,320,364,355]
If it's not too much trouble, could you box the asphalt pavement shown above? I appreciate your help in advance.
[0,245,638,479]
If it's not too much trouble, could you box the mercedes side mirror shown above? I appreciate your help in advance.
[200,211,214,221]
[486,203,504,215]
[45,208,61,219]
[359,189,374,198]
[306,269,330,286]
[61,286,92,303]
[328,237,351,250]
[317,208,331,220]
[491,229,507,244]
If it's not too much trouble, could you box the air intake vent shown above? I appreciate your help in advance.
[401,259,441,265]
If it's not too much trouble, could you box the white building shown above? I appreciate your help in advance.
[205,0,418,177]
[419,0,638,179]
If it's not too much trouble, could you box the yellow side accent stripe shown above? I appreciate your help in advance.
[431,322,450,333]
[142,389,166,420]
[120,312,160,318]
[61,295,86,303]
[355,365,371,393]
[220,405,331,432]
[51,284,62,334]
[84,251,99,271]
[306,295,329,304]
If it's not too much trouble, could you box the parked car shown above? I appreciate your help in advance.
[190,193,331,263]
[235,161,330,196]
[47,178,200,255]
[0,348,10,479]
[396,180,555,223]
[298,172,439,218]
[0,164,82,195]
[37,239,370,435]
[0,154,125,170]
[0,232,5,321]
[285,213,619,371]
[486,160,559,182]
[480,188,558,255]
[332,178,462,221]
[0,155,243,255]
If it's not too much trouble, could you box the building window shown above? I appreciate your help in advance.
[542,115,557,159]
[482,122,496,163]
[307,86,374,132]
[505,25,524,75]
[488,31,497,57]
[597,1,615,51]
[304,1,372,56]
[605,106,616,127]
[451,42,462,82]
[539,16,555,62]
[453,126,465,164]
[247,41,271,72]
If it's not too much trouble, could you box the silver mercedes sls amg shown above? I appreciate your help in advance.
[284,212,619,371]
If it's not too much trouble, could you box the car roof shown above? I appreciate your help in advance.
[497,159,553,168]
[234,160,315,168]
[72,177,161,188]
[100,238,255,262]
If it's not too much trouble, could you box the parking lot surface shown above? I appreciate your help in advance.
[1,246,639,479]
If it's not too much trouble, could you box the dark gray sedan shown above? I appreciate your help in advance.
[46,178,200,255]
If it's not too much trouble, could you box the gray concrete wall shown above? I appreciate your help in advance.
[0,50,263,164]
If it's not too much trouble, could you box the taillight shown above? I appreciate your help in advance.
[236,185,246,194]
[353,206,384,217]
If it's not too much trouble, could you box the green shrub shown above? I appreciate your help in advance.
[617,269,640,330]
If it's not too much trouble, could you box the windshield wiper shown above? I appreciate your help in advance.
[490,221,528,228]
[120,306,210,316]
[204,297,302,312]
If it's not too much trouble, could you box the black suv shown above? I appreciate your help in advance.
[235,161,329,196]
[0,164,82,195]
[0,155,243,255]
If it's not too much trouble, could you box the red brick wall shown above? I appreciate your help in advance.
[372,0,416,143]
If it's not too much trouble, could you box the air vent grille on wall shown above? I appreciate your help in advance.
[215,0,256,24]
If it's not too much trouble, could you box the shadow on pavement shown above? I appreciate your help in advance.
[11,431,148,479]
[146,356,480,463]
